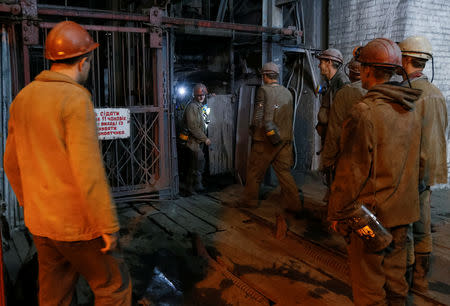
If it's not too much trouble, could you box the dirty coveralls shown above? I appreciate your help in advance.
[320,81,367,171]
[404,73,448,288]
[328,83,422,305]
[316,69,350,147]
[182,100,208,192]
[3,71,131,306]
[241,83,300,209]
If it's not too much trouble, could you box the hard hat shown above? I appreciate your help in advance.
[348,58,361,74]
[355,38,402,68]
[398,36,432,60]
[316,48,344,64]
[45,21,99,61]
[193,83,208,96]
[260,62,280,74]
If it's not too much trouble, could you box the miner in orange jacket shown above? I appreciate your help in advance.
[4,21,131,305]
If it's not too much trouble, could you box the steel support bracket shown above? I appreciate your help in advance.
[20,0,38,45]
[149,7,163,48]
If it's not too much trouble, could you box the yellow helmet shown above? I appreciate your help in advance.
[398,36,432,60]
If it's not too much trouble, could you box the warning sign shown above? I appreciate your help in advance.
[94,108,130,140]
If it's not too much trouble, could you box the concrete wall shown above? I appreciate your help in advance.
[329,0,450,185]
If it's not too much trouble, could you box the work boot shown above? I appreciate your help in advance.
[412,253,431,292]
[184,174,197,196]
[193,180,205,193]
[192,171,205,192]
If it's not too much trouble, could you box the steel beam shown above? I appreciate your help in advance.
[161,16,301,37]
[36,5,301,38]
[39,22,149,33]
[0,3,21,15]
[37,5,148,22]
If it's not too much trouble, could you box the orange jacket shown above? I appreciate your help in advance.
[4,71,119,241]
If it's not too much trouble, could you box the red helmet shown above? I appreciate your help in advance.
[45,21,99,61]
[355,38,402,68]
[193,83,208,96]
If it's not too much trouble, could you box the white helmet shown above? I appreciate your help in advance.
[398,36,432,60]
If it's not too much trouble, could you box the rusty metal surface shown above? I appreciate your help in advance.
[162,16,302,37]
[20,0,38,45]
[35,5,302,37]
[39,22,149,33]
[37,5,148,22]
[0,3,21,15]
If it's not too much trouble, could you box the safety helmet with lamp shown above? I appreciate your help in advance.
[398,36,432,60]
[45,21,99,61]
[398,36,434,82]
[354,37,412,86]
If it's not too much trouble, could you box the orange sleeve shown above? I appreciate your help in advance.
[63,93,119,234]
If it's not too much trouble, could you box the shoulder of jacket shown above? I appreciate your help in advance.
[412,79,444,98]
[352,100,371,116]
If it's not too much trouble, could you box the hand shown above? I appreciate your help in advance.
[100,232,119,254]
[205,138,211,146]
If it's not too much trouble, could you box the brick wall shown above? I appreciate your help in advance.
[329,0,450,185]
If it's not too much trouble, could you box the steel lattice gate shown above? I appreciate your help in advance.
[1,3,177,229]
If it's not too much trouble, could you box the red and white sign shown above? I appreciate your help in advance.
[94,108,130,140]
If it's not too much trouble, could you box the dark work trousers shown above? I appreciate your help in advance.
[348,225,409,306]
[186,145,205,189]
[33,236,132,306]
[406,189,432,264]
[242,140,300,209]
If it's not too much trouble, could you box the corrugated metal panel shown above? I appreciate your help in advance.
[207,94,235,175]
[234,85,256,183]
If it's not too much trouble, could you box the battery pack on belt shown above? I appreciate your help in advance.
[179,133,188,141]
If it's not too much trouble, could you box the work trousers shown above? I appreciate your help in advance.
[348,225,409,306]
[33,236,132,306]
[186,145,205,188]
[406,189,432,265]
[242,140,299,208]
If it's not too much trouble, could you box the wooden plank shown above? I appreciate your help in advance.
[204,220,353,305]
[152,201,217,235]
[176,198,228,231]
[148,212,189,237]
[207,94,235,175]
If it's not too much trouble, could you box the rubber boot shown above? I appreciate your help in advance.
[412,253,431,292]
[185,173,197,196]
[193,172,205,192]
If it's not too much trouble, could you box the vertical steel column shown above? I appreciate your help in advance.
[20,0,38,85]
[262,0,283,80]
[150,8,168,188]
[168,30,179,197]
